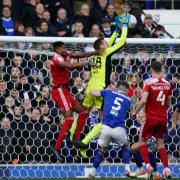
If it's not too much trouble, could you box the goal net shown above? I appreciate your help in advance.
[0,36,179,178]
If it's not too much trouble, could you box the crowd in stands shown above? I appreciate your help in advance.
[0,0,175,38]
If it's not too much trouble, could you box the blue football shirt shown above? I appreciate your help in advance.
[100,90,131,128]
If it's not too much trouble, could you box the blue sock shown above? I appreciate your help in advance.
[133,151,143,168]
[149,152,157,172]
[93,150,104,169]
[121,147,130,164]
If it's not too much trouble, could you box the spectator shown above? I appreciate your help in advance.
[18,27,35,50]
[18,75,34,100]
[72,20,84,37]
[127,73,140,97]
[31,3,45,29]
[0,58,7,80]
[26,107,51,162]
[89,24,103,37]
[41,60,51,85]
[0,6,15,36]
[22,99,32,117]
[90,0,108,23]
[140,14,155,38]
[35,20,53,36]
[110,72,118,88]
[121,56,137,74]
[10,89,21,106]
[81,70,91,88]
[31,85,54,109]
[39,100,52,123]
[12,55,23,67]
[11,105,29,163]
[76,3,94,37]
[29,68,44,90]
[42,10,57,36]
[55,8,72,37]
[47,0,74,23]
[0,80,9,109]
[7,67,21,89]
[1,96,15,118]
[1,0,24,21]
[152,25,165,38]
[100,17,113,37]
[104,3,117,29]
[23,0,39,26]
[14,22,25,36]
[72,76,85,102]
[0,117,15,163]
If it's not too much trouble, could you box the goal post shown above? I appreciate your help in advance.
[0,36,179,178]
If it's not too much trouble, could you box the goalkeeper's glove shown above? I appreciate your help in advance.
[121,12,131,28]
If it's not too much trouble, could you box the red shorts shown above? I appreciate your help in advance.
[141,120,167,139]
[52,87,78,114]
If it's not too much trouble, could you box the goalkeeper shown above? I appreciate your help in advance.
[73,13,130,157]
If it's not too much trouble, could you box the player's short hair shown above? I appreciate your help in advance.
[151,61,162,73]
[93,38,104,50]
[52,41,64,51]
[116,81,130,90]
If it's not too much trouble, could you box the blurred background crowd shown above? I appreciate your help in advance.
[0,0,180,38]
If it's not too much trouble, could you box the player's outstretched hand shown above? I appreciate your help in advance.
[89,62,97,68]
[96,49,105,55]
[131,111,137,119]
[121,12,131,27]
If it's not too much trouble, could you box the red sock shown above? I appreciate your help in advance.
[159,147,168,168]
[139,144,150,164]
[54,117,73,150]
[73,110,89,140]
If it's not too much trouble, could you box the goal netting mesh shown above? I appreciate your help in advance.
[0,37,179,178]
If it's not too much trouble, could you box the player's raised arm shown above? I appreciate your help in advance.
[105,13,129,55]
[57,61,93,69]
[70,49,103,58]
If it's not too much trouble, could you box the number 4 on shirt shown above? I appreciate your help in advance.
[157,90,165,106]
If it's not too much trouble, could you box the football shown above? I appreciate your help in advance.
[129,14,137,28]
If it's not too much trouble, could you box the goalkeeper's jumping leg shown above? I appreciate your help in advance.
[74,123,102,158]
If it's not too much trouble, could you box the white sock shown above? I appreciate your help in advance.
[125,164,130,172]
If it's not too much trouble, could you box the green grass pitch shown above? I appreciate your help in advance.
[9,178,180,180]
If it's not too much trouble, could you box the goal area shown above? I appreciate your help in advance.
[0,36,179,179]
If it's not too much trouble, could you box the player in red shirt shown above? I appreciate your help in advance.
[51,41,99,161]
[132,61,172,178]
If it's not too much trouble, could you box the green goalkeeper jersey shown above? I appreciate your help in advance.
[90,26,128,88]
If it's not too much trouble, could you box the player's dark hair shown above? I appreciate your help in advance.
[151,61,162,73]
[52,41,64,51]
[93,38,104,50]
[116,81,130,90]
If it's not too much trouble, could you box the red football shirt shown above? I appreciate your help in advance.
[51,52,73,86]
[143,77,172,122]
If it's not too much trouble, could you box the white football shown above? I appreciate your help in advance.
[129,14,137,28]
